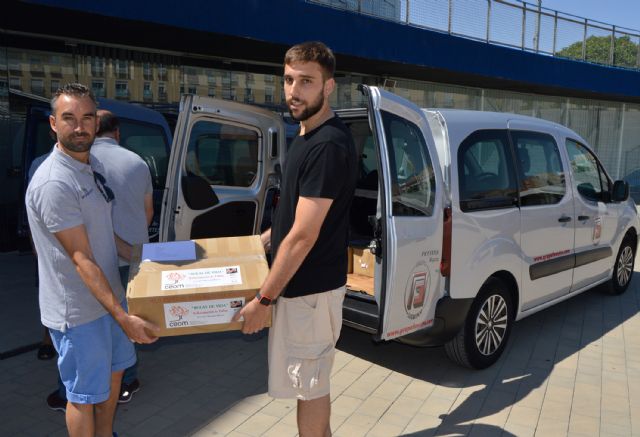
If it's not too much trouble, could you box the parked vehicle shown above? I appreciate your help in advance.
[159,86,638,369]
[623,168,640,203]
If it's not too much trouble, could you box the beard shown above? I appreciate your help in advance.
[59,132,94,153]
[288,88,325,122]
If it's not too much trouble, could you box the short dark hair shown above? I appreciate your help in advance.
[284,41,336,79]
[96,110,119,136]
[50,83,97,114]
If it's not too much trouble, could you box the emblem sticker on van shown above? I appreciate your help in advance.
[404,264,431,319]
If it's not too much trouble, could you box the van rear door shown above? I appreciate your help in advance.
[160,95,284,242]
[360,85,445,340]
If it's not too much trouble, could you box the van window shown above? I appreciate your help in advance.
[565,139,610,202]
[510,131,565,206]
[381,111,435,216]
[458,130,517,211]
[185,120,259,187]
[118,119,169,190]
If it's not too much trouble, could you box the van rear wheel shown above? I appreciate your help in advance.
[606,237,636,295]
[445,277,513,369]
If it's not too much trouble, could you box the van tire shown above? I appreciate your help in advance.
[445,277,513,369]
[606,237,636,295]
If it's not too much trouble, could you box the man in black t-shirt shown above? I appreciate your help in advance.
[233,41,357,436]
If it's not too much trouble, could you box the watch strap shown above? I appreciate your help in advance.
[256,292,275,306]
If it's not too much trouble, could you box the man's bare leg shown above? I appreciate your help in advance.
[66,402,94,437]
[94,370,124,437]
[298,394,331,437]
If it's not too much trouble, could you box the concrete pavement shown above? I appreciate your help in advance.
[0,251,639,436]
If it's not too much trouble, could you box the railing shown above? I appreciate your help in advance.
[309,0,640,70]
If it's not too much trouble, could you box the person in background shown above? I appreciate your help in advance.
[234,41,357,436]
[90,109,154,403]
[26,83,158,437]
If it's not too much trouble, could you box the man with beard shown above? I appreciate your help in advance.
[26,83,159,437]
[234,42,357,436]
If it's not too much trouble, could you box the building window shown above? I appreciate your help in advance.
[9,77,21,90]
[115,81,129,99]
[188,86,196,94]
[92,80,105,97]
[158,64,167,81]
[265,86,274,103]
[143,62,153,80]
[115,60,129,79]
[50,80,60,94]
[143,81,153,101]
[158,82,167,102]
[91,57,105,77]
[8,56,20,72]
[244,87,254,103]
[31,79,44,95]
[208,87,216,97]
[207,70,216,86]
[30,57,44,74]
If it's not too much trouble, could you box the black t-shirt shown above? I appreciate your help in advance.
[271,115,357,298]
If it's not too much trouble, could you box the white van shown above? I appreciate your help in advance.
[159,86,639,369]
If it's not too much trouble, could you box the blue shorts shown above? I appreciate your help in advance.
[49,309,136,404]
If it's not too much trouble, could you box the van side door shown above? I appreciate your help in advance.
[360,85,445,340]
[564,138,617,289]
[507,124,574,311]
[160,95,284,242]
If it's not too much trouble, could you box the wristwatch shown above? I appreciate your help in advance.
[256,292,276,306]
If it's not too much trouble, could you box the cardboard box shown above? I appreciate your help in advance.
[352,246,375,278]
[126,235,269,337]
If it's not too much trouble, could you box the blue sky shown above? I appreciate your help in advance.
[540,0,639,31]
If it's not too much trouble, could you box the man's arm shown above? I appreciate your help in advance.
[115,233,132,262]
[261,227,271,253]
[55,225,159,343]
[232,196,332,333]
[144,193,153,227]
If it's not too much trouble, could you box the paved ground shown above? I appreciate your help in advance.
[1,251,639,436]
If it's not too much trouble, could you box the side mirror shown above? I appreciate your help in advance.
[612,180,629,202]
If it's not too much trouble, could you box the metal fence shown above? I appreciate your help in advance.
[310,0,640,70]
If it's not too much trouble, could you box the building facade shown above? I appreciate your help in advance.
[1,0,639,251]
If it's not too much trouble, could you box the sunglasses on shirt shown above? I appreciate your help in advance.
[93,171,115,203]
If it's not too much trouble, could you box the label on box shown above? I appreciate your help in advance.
[161,266,242,291]
[163,297,245,328]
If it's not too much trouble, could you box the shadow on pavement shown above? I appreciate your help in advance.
[336,274,638,437]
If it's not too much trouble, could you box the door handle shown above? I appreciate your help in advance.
[558,216,572,223]
[578,215,590,221]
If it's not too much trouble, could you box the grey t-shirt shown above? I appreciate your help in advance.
[26,145,124,331]
[90,137,153,246]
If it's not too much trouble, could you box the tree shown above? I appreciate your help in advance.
[556,35,639,68]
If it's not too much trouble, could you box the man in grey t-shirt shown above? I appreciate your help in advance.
[26,83,159,436]
[91,109,153,402]
[92,110,153,249]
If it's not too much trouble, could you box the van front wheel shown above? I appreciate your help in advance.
[606,237,636,295]
[445,277,513,369]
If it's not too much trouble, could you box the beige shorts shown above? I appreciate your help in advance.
[268,286,346,400]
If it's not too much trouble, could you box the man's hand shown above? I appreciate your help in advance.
[118,314,161,344]
[232,298,270,334]
[261,228,271,253]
